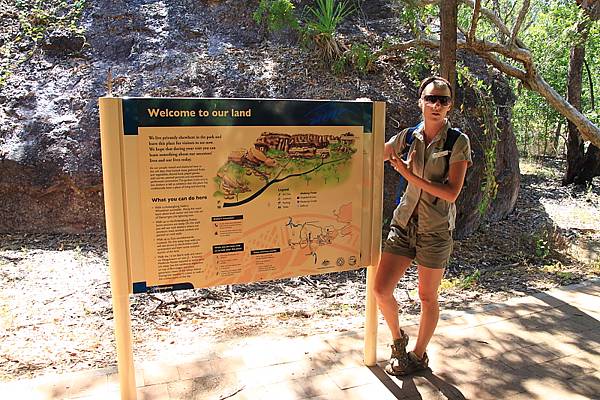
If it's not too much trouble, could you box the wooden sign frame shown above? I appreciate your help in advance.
[99,97,385,399]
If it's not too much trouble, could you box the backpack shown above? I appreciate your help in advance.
[394,123,463,205]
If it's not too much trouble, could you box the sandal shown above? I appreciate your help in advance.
[400,351,430,375]
[384,331,410,376]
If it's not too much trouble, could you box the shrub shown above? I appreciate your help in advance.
[253,0,299,32]
[303,0,354,61]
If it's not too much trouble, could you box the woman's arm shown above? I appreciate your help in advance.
[383,137,398,162]
[390,151,469,203]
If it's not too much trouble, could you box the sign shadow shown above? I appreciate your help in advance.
[368,365,467,399]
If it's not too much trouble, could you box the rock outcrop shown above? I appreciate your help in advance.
[0,0,519,238]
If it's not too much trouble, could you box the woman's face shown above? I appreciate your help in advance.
[419,82,452,124]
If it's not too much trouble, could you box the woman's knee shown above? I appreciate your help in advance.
[418,289,439,306]
[373,280,393,300]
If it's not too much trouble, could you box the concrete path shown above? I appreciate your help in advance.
[3,278,599,399]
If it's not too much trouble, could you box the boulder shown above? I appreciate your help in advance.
[0,0,519,238]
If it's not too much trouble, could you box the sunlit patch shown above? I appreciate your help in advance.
[262,58,276,80]
[540,200,600,230]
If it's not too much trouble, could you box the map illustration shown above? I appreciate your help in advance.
[286,202,354,264]
[214,131,358,207]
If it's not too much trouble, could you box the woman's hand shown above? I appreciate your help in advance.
[389,149,415,177]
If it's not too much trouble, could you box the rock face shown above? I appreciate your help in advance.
[0,0,519,238]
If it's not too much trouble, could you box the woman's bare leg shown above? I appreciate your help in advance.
[413,265,445,358]
[373,252,413,340]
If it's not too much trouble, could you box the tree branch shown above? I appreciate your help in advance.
[511,0,530,44]
[414,0,526,47]
[375,38,439,57]
[468,46,528,81]
[374,37,600,147]
[376,36,528,79]
[468,0,481,42]
[461,0,525,47]
[528,76,600,148]
[466,38,532,64]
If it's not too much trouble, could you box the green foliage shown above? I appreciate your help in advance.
[0,70,12,87]
[379,35,433,83]
[331,56,347,75]
[440,269,481,291]
[394,0,437,37]
[541,262,577,283]
[387,1,439,80]
[1,0,87,88]
[348,43,376,74]
[460,269,481,289]
[405,47,434,84]
[253,0,299,32]
[535,237,551,259]
[302,0,354,62]
[252,0,355,67]
[304,0,354,37]
[533,225,568,261]
[508,2,600,157]
[331,43,377,74]
[16,0,87,43]
[591,259,600,275]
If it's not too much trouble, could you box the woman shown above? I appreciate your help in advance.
[374,76,472,376]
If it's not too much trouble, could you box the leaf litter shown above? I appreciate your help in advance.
[1,159,599,381]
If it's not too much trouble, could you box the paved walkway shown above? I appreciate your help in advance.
[3,279,599,399]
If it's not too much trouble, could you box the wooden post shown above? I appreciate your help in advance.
[99,97,137,400]
[364,102,386,366]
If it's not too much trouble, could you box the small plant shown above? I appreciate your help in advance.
[305,0,353,36]
[2,0,87,89]
[398,45,434,85]
[17,0,87,44]
[459,269,481,289]
[591,259,600,275]
[348,43,376,74]
[439,278,457,292]
[439,269,481,292]
[535,237,551,259]
[303,0,354,61]
[541,262,577,283]
[533,225,568,260]
[331,56,347,74]
[253,0,299,32]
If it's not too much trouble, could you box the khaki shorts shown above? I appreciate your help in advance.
[383,218,453,269]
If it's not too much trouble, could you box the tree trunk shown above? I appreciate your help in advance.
[574,144,600,185]
[440,0,458,92]
[562,19,587,185]
[553,121,563,156]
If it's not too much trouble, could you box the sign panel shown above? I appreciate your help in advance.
[99,97,385,397]
[102,98,380,293]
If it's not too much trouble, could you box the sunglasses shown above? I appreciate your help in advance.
[422,95,452,106]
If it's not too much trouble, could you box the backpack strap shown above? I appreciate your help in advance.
[444,128,462,155]
[395,124,421,205]
[431,127,464,205]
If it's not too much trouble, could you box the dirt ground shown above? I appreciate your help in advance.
[1,159,599,382]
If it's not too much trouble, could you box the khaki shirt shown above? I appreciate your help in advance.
[390,121,472,232]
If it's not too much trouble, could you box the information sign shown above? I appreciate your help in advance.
[100,98,384,294]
